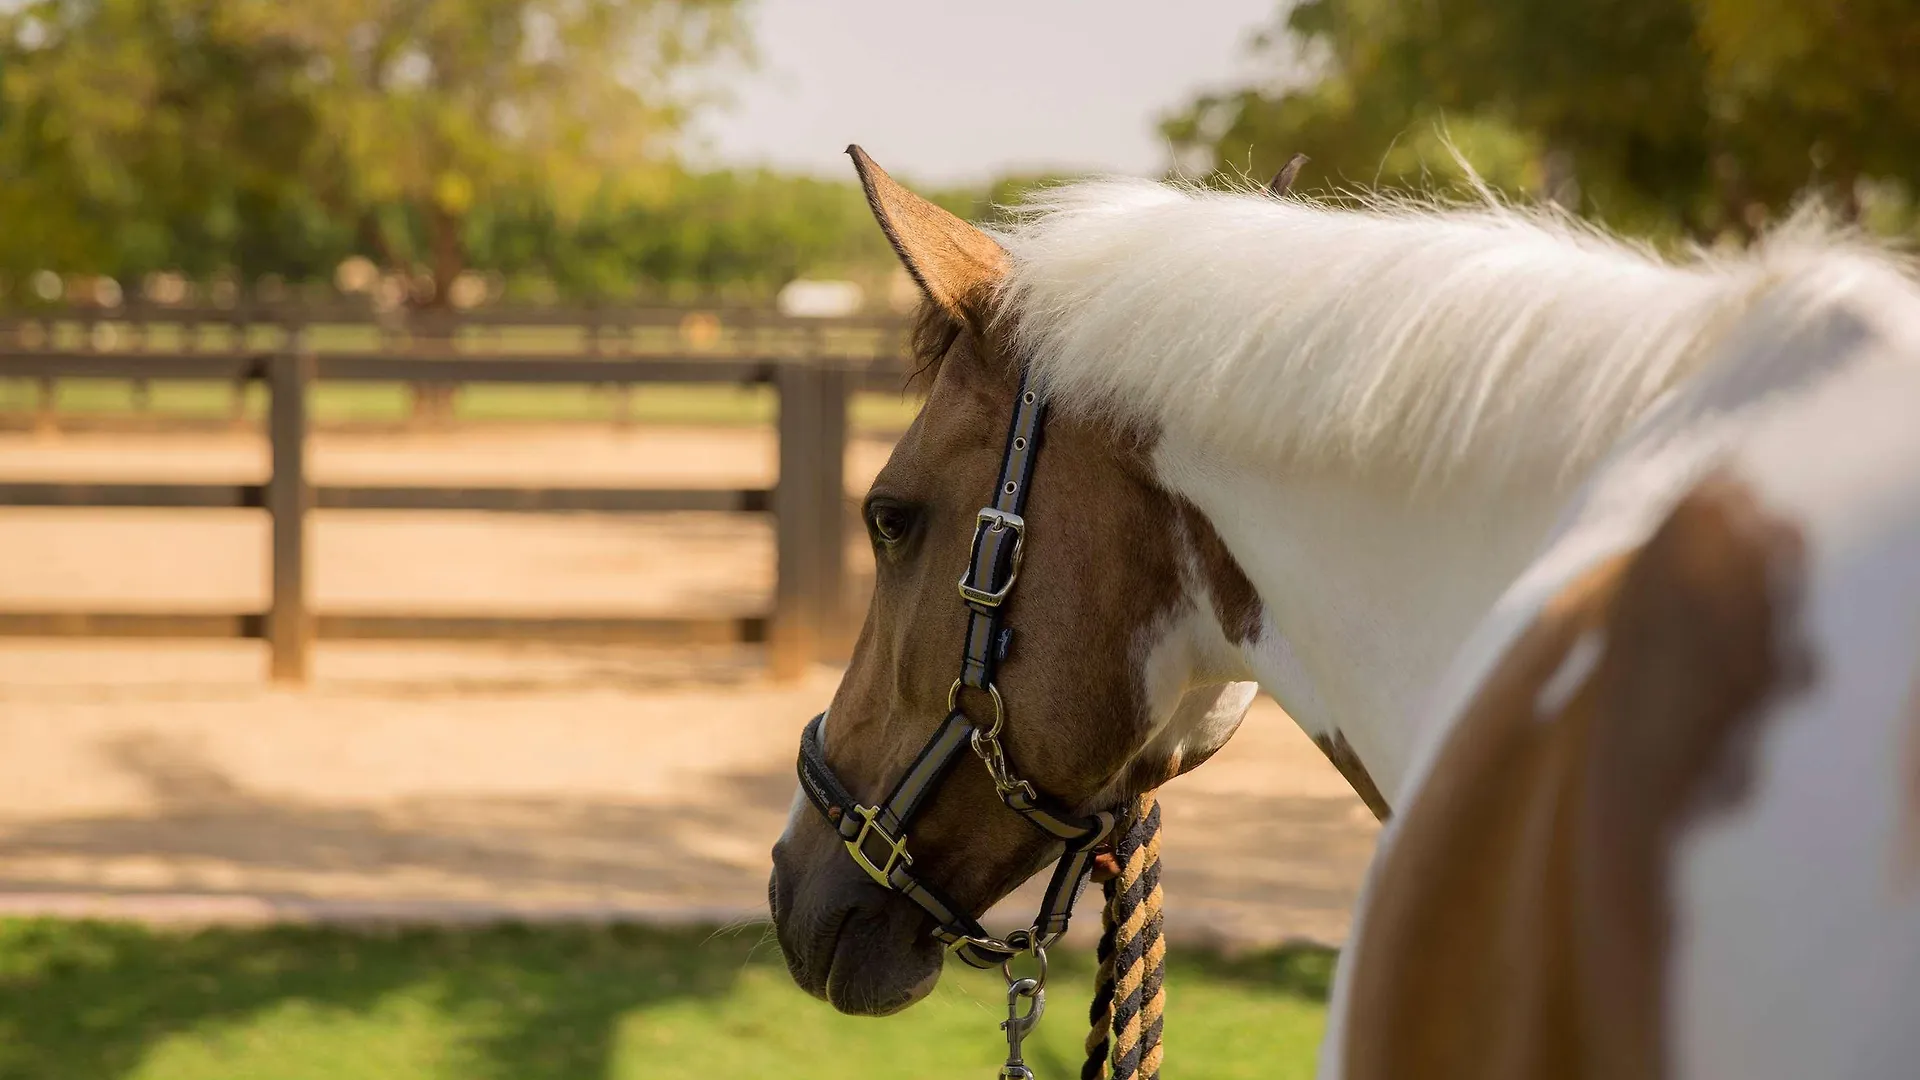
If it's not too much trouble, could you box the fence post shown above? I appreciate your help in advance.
[773,360,827,680]
[600,311,635,431]
[226,310,251,429]
[33,377,57,436]
[128,311,150,414]
[407,310,457,429]
[266,346,312,683]
[814,365,851,660]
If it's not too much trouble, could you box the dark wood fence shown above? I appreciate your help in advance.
[1,301,907,431]
[0,316,909,682]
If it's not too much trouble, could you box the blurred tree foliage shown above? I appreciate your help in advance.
[1162,0,1920,242]
[0,0,329,280]
[0,0,767,303]
[0,0,1037,306]
[471,169,984,302]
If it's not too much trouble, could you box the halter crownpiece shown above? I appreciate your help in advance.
[793,366,1119,970]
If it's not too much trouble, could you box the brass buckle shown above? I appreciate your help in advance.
[845,805,911,887]
[957,509,1026,607]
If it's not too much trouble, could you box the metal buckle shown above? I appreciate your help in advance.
[957,509,1026,607]
[845,804,911,887]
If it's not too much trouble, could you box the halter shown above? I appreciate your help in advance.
[793,368,1118,970]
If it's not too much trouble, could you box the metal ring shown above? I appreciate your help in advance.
[1001,943,1048,991]
[947,679,1006,739]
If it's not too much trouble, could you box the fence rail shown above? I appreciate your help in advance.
[0,331,881,681]
[0,482,768,514]
[0,301,914,438]
[0,300,912,332]
[0,612,765,645]
[0,350,906,390]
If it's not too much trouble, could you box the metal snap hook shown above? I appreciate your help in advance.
[999,975,1045,1080]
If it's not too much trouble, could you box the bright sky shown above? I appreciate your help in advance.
[689,0,1284,185]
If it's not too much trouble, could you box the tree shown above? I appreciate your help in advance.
[1692,0,1920,228]
[1162,0,1920,241]
[1,0,1080,307]
[226,0,748,305]
[1160,3,1548,212]
[0,0,749,301]
[0,0,329,281]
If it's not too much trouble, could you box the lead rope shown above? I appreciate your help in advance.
[1081,791,1165,1080]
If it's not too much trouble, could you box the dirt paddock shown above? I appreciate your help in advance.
[0,424,1378,948]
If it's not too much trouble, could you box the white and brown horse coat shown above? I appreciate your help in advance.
[1325,287,1920,1079]
[992,179,1920,1075]
[786,154,1920,1073]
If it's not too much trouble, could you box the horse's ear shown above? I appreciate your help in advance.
[1267,153,1309,198]
[848,144,1007,325]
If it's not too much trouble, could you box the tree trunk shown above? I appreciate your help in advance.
[1710,149,1753,244]
[1540,144,1580,211]
[426,203,464,309]
[409,203,467,428]
[357,211,404,276]
[1830,163,1862,224]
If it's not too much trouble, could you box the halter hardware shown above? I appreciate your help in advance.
[794,368,1119,971]
[948,678,1006,738]
[999,973,1046,1080]
[957,508,1026,607]
[844,804,913,887]
[973,726,1036,802]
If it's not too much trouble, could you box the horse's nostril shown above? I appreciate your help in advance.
[767,870,782,922]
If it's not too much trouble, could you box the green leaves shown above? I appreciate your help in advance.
[1163,0,1920,242]
[0,0,749,298]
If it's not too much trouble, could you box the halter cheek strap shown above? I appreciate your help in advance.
[793,369,1119,969]
[797,713,1114,967]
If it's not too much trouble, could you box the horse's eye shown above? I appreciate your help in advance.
[866,501,914,546]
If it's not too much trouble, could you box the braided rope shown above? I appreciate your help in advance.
[1081,879,1119,1080]
[1082,790,1165,1080]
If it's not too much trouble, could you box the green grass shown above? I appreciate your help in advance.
[0,919,1332,1080]
[0,379,925,431]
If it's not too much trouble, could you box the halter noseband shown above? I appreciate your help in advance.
[794,369,1118,969]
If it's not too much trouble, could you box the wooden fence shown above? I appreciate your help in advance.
[0,301,908,431]
[0,331,905,682]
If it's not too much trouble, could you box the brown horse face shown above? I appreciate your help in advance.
[767,148,1259,1016]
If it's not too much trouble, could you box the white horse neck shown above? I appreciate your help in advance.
[992,177,1914,811]
[1152,258,1920,813]
[1157,446,1571,805]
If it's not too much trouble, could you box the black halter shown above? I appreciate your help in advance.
[794,368,1118,969]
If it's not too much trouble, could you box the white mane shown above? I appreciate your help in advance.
[990,178,1917,489]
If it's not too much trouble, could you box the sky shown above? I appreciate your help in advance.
[689,0,1284,185]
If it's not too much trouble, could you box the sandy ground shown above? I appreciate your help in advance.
[0,426,1379,948]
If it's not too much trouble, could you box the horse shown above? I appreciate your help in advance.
[767,144,1920,1078]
